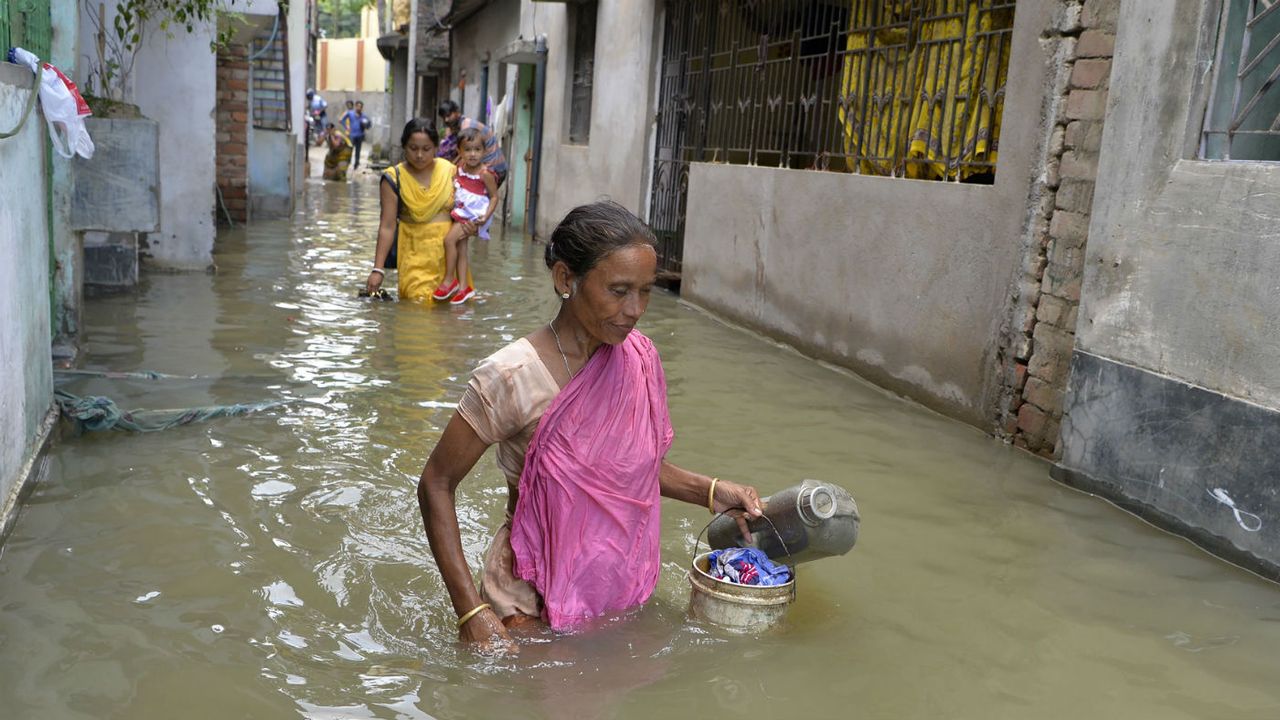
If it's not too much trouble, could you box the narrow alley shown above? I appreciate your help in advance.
[1,178,1278,719]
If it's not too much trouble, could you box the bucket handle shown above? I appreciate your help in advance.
[692,511,797,600]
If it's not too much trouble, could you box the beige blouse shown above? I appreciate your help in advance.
[456,338,560,508]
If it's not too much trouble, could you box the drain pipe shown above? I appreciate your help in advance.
[526,35,548,238]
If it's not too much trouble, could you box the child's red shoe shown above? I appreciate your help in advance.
[450,286,475,305]
[431,280,459,301]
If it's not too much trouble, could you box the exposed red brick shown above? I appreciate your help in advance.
[1059,150,1099,182]
[1070,59,1112,90]
[1017,403,1049,438]
[1076,29,1115,58]
[1065,88,1108,121]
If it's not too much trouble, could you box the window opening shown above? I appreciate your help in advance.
[252,13,291,132]
[648,0,1016,275]
[568,1,598,145]
[1201,0,1280,160]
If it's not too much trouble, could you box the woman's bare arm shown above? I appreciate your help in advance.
[365,180,400,292]
[418,413,514,645]
[659,461,763,540]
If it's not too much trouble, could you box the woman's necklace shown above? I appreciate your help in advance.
[547,321,575,379]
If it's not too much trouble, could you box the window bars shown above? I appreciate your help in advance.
[252,15,291,132]
[648,0,1015,274]
[1202,0,1280,160]
[568,2,598,145]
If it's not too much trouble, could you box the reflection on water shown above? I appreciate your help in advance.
[2,178,1280,719]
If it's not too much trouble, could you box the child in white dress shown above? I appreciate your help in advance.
[433,128,499,304]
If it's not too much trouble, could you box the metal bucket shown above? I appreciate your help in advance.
[687,513,797,632]
[687,551,795,632]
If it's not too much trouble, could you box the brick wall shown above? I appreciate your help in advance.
[996,0,1118,457]
[216,43,250,225]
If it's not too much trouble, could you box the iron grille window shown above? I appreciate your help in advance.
[653,0,1013,181]
[1201,0,1280,160]
[648,0,1015,276]
[252,15,291,132]
[567,1,597,145]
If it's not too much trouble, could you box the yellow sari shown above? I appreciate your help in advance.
[385,159,469,301]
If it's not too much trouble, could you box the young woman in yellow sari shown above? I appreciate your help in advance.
[365,119,477,301]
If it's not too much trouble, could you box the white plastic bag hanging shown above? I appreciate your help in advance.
[7,47,95,159]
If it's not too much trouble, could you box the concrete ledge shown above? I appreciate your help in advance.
[72,117,160,233]
[0,61,35,88]
[1057,350,1280,582]
[0,405,58,546]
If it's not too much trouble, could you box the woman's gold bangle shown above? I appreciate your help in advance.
[707,477,719,515]
[456,602,492,628]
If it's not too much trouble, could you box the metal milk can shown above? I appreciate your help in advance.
[706,479,860,565]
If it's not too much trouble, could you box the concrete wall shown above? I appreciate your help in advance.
[131,23,219,269]
[318,37,387,91]
[72,118,161,232]
[49,0,81,345]
[249,126,294,215]
[1057,0,1280,578]
[682,1,1058,427]
[0,61,56,538]
[451,0,521,122]
[317,89,393,152]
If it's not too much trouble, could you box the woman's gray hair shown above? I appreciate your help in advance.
[543,201,658,281]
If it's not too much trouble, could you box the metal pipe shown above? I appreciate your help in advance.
[479,59,489,124]
[527,35,548,238]
[405,0,419,122]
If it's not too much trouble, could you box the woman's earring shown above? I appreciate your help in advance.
[560,291,571,300]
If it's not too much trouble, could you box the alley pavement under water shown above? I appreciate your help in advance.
[2,176,1280,719]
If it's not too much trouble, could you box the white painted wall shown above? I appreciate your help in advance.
[50,0,81,341]
[522,1,658,238]
[680,1,1057,427]
[134,27,218,268]
[76,7,219,269]
[0,62,56,531]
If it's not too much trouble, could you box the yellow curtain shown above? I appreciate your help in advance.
[840,1,1013,179]
[839,2,913,176]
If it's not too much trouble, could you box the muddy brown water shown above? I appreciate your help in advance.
[2,177,1279,719]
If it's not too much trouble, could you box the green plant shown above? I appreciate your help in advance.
[83,0,255,101]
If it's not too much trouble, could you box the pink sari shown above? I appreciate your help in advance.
[509,331,674,630]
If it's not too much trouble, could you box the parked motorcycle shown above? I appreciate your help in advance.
[305,108,327,146]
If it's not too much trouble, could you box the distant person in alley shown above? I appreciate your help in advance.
[344,101,371,169]
[364,119,478,300]
[415,201,764,650]
[322,123,353,182]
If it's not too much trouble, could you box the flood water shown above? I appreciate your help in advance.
[3,175,1280,719]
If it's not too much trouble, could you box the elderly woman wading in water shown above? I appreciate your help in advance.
[418,201,764,647]
[365,119,476,300]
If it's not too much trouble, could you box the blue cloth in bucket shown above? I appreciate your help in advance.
[707,547,792,586]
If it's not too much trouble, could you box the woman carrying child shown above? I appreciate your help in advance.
[431,127,498,305]
[364,119,477,301]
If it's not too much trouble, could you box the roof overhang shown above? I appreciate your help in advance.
[495,38,539,64]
